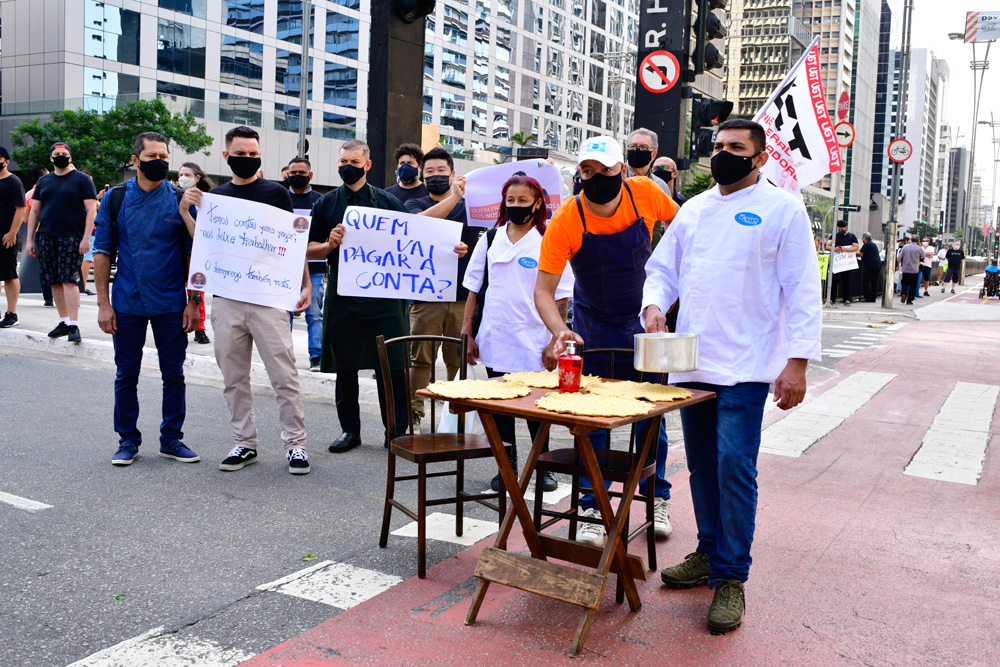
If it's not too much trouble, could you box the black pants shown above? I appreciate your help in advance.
[485,367,549,463]
[335,367,408,443]
[831,270,853,303]
[901,272,920,303]
[862,268,881,302]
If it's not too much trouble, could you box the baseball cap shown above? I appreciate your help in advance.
[578,135,624,168]
[0,146,9,161]
[50,142,70,154]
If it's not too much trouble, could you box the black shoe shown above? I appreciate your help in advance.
[48,322,70,338]
[286,447,311,474]
[220,446,258,471]
[490,473,502,493]
[412,411,422,428]
[194,330,210,344]
[0,312,17,328]
[43,300,54,307]
[309,356,320,372]
[542,471,558,492]
[84,289,95,296]
[329,432,361,453]
[67,325,81,343]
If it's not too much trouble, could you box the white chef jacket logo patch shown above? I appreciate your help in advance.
[735,212,763,227]
[518,257,538,269]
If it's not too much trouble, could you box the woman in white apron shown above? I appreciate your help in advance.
[462,175,573,492]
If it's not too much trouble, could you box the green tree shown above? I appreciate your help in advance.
[681,170,714,198]
[906,220,937,242]
[10,99,212,188]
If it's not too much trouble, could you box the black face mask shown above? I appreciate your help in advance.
[572,179,583,195]
[626,148,653,170]
[52,155,71,169]
[0,160,7,172]
[228,155,261,179]
[288,174,310,190]
[582,171,622,205]
[710,150,761,187]
[425,175,452,196]
[397,163,419,183]
[652,168,674,185]
[339,163,367,186]
[506,203,538,226]
[138,158,169,182]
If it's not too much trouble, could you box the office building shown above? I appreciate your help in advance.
[946,146,969,235]
[869,0,891,197]
[840,0,878,230]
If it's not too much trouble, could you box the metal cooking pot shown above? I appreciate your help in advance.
[634,333,699,373]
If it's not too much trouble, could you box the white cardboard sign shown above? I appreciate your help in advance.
[336,206,462,302]
[463,160,562,228]
[831,250,859,274]
[187,193,309,310]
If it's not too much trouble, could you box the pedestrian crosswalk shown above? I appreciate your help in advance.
[821,323,903,359]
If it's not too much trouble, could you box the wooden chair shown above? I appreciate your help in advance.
[376,333,507,578]
[533,347,665,581]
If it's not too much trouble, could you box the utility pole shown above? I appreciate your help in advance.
[882,0,912,309]
[297,0,310,159]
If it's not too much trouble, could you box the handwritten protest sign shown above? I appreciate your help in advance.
[830,250,859,274]
[817,253,829,280]
[187,193,309,310]
[464,160,562,227]
[336,206,462,302]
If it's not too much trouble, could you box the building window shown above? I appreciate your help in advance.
[224,0,264,34]
[588,96,602,127]
[157,19,206,79]
[326,11,360,58]
[85,0,141,66]
[156,81,205,118]
[83,68,139,113]
[588,63,604,96]
[443,5,469,47]
[324,62,358,107]
[440,91,466,132]
[276,0,315,46]
[323,112,357,140]
[591,0,606,29]
[159,0,207,19]
[274,103,312,134]
[275,50,313,99]
[219,92,262,126]
[442,48,468,88]
[423,87,434,124]
[220,37,263,90]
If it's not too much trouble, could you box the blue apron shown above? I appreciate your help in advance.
[568,182,651,380]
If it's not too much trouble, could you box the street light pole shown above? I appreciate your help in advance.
[882,0,913,308]
[297,0,311,158]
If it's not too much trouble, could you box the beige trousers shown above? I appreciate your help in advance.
[211,296,306,451]
[408,300,465,415]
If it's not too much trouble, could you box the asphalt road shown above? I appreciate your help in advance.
[0,350,516,667]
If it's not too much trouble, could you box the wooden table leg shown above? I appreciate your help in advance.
[465,412,551,626]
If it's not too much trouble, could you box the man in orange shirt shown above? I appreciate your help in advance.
[534,135,678,547]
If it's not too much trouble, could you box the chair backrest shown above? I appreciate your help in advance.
[376,333,470,438]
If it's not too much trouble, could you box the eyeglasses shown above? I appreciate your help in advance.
[626,144,653,151]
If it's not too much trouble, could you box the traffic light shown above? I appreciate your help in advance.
[395,0,435,23]
[690,96,733,158]
[693,0,728,73]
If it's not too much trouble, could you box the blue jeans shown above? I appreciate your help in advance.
[113,310,187,447]
[289,272,326,359]
[578,417,671,511]
[678,381,769,585]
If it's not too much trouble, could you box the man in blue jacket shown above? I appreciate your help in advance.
[93,132,201,466]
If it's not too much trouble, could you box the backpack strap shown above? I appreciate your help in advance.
[472,227,499,338]
[107,182,187,262]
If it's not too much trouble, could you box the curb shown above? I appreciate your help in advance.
[822,308,917,323]
[0,328,348,401]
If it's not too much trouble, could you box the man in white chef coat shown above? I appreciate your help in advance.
[641,118,822,634]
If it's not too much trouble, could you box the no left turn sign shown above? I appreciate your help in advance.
[639,50,680,94]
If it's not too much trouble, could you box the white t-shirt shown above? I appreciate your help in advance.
[922,244,935,268]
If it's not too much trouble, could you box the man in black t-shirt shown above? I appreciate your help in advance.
[858,232,882,303]
[943,243,965,293]
[24,142,98,342]
[385,143,429,204]
[0,146,27,328]
[179,126,313,476]
[403,146,480,422]
[826,219,859,306]
[286,156,326,371]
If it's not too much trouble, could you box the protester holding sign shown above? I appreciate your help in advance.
[287,156,326,371]
[92,132,201,467]
[826,220,859,306]
[534,135,679,549]
[642,119,821,634]
[180,126,313,475]
[403,146,479,426]
[462,175,573,493]
[307,140,411,453]
[385,143,428,205]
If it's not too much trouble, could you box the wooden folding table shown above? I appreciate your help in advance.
[419,383,715,657]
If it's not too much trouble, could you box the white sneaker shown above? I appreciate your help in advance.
[577,508,606,547]
[653,498,672,538]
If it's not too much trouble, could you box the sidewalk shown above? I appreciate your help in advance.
[822,274,1000,323]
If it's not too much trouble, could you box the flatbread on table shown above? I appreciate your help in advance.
[426,379,532,400]
[535,391,654,418]
[502,371,603,389]
[587,381,693,402]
